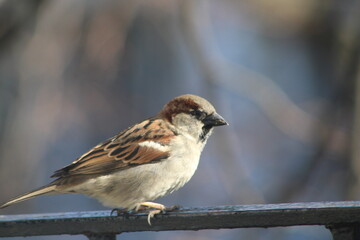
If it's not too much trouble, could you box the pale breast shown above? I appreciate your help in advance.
[67,134,204,209]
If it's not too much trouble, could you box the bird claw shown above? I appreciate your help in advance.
[147,209,163,225]
[135,201,167,225]
[113,202,181,225]
[145,204,181,225]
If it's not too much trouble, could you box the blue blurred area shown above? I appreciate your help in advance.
[0,0,358,239]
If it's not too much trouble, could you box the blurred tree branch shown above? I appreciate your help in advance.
[0,0,44,41]
[179,0,358,205]
[179,0,346,148]
[350,28,360,198]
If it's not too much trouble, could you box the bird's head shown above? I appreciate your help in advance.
[160,94,228,142]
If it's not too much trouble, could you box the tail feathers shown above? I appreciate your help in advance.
[0,185,57,209]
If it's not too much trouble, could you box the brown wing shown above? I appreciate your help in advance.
[51,118,176,180]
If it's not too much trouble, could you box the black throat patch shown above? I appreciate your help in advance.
[199,125,212,142]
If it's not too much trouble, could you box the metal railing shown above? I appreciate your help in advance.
[1,201,360,240]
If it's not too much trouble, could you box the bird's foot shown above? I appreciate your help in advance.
[111,204,181,223]
[147,209,163,225]
[136,201,167,225]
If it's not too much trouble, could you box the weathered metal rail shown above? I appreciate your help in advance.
[1,201,360,239]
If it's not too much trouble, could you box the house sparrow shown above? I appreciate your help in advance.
[0,94,227,224]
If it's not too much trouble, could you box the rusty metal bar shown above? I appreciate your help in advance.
[1,201,360,239]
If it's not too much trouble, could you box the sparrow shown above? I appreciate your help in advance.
[0,94,227,224]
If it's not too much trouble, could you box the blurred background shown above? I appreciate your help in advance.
[0,0,359,239]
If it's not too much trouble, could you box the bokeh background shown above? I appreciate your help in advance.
[0,0,359,239]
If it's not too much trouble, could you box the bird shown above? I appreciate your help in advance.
[0,94,227,224]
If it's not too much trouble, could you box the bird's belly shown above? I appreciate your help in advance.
[71,152,201,209]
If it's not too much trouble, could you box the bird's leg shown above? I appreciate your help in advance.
[136,201,166,225]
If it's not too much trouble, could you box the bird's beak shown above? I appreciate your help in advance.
[202,112,228,127]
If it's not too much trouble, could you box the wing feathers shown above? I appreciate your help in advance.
[109,145,130,156]
[124,146,140,160]
[51,118,176,182]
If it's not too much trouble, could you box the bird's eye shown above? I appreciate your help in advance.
[190,110,206,120]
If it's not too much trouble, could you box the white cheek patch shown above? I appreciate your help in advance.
[139,141,170,152]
